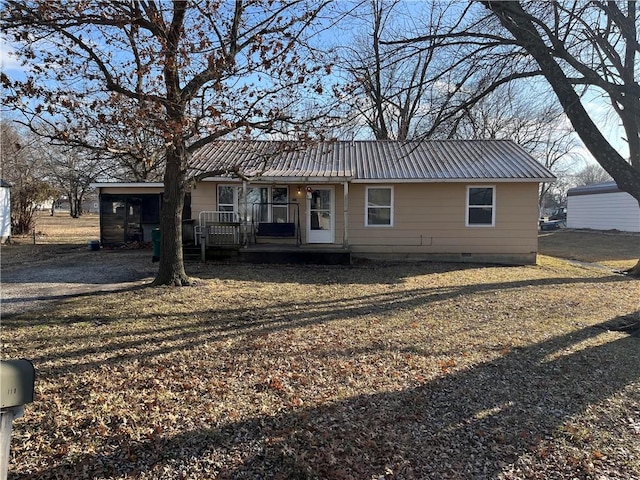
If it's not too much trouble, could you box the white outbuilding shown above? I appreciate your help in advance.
[0,179,11,242]
[566,181,640,232]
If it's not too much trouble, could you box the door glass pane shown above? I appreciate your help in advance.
[273,187,288,204]
[312,190,330,210]
[310,189,331,231]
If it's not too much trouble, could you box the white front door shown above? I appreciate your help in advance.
[307,187,334,243]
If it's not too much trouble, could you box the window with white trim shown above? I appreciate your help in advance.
[272,187,289,223]
[217,185,235,212]
[366,186,393,226]
[218,185,289,223]
[466,186,495,226]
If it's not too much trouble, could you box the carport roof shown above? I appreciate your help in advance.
[189,140,555,183]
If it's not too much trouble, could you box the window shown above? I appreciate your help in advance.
[220,185,289,223]
[366,186,393,226]
[466,186,495,226]
[247,187,269,222]
[272,187,289,223]
[217,185,235,212]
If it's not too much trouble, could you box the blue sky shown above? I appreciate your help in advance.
[0,3,629,169]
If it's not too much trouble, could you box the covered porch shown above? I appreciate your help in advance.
[190,176,352,247]
[187,190,352,264]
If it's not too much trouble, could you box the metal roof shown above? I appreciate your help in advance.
[189,140,555,182]
[567,181,620,196]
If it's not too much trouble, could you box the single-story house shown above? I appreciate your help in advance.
[93,140,555,264]
[0,179,11,243]
[567,181,640,232]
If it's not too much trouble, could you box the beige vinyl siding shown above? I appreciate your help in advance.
[191,182,218,220]
[191,180,540,260]
[348,183,539,255]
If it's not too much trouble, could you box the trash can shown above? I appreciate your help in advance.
[87,240,100,251]
[151,228,161,263]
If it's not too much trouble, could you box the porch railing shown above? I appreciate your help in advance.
[195,211,241,246]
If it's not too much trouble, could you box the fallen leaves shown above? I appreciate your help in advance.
[2,257,639,479]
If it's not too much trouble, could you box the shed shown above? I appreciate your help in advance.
[567,181,640,232]
[89,183,193,245]
[0,179,11,243]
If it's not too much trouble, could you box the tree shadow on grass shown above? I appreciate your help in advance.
[188,261,501,286]
[9,273,634,377]
[0,283,151,322]
[14,314,639,480]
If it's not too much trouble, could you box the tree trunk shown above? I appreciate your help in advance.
[152,143,192,286]
[621,199,640,277]
[484,1,640,274]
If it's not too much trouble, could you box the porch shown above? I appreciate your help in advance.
[187,209,351,265]
[184,243,351,265]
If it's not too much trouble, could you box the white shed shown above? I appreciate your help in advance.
[0,179,11,242]
[567,181,640,232]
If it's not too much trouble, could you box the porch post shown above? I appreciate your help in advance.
[242,180,247,245]
[343,181,349,247]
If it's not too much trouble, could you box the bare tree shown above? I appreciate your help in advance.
[394,0,639,273]
[339,2,580,213]
[0,121,56,234]
[479,0,640,274]
[2,0,334,285]
[44,147,103,218]
[339,0,504,141]
[449,82,580,212]
[573,163,613,187]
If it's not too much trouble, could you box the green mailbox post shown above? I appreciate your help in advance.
[1,359,35,480]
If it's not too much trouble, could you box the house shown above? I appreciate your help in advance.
[567,181,640,232]
[0,179,11,243]
[93,140,555,264]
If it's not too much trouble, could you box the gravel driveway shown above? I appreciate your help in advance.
[1,248,158,318]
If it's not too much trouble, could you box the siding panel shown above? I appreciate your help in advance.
[567,191,640,232]
[348,183,539,255]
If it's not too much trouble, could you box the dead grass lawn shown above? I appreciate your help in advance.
[1,212,100,268]
[1,216,639,479]
[539,229,639,270]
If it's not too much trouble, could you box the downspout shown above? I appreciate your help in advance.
[343,181,349,247]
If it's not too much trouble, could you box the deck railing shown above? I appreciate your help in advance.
[195,211,241,246]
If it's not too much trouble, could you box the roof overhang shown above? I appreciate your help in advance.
[90,182,164,190]
[349,177,556,184]
[199,176,354,183]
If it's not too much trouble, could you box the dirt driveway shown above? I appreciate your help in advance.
[1,247,158,318]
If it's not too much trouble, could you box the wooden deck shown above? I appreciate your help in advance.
[183,243,352,265]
